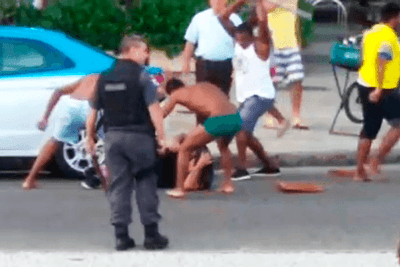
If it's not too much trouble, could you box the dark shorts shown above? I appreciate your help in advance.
[358,83,400,139]
[196,58,233,95]
[203,112,242,138]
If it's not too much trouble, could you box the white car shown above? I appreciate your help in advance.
[0,26,115,177]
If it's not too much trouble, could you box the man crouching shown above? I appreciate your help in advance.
[162,78,242,198]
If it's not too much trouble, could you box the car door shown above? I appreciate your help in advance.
[0,38,83,156]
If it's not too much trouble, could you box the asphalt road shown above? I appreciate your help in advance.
[1,165,400,253]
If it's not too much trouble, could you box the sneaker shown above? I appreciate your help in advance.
[252,167,281,177]
[231,169,251,181]
[81,180,100,190]
[144,234,169,250]
[116,237,136,251]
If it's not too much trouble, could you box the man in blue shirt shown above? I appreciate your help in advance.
[181,0,243,97]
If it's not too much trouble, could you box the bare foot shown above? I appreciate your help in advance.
[353,171,372,182]
[217,182,235,194]
[277,119,291,138]
[22,179,39,191]
[365,158,380,176]
[292,118,310,130]
[166,188,186,199]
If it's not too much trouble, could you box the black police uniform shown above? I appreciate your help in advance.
[94,59,167,250]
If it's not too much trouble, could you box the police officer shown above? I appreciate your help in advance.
[86,34,169,251]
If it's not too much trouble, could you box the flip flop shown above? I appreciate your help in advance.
[275,181,325,194]
[292,124,310,130]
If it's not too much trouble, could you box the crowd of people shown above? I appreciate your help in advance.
[19,0,400,251]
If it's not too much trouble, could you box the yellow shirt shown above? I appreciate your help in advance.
[268,8,298,49]
[358,24,400,89]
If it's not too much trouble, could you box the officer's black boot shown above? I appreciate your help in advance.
[144,223,169,250]
[114,224,135,251]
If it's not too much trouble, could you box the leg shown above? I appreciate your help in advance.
[369,127,400,174]
[235,131,249,170]
[22,138,60,190]
[247,133,279,170]
[216,138,235,194]
[168,125,214,198]
[290,80,307,128]
[266,106,291,138]
[354,137,373,182]
[105,133,135,228]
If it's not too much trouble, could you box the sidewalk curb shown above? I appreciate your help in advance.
[211,149,400,169]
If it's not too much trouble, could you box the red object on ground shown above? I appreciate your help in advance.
[328,169,356,178]
[275,181,325,194]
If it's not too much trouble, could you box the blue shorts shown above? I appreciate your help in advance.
[51,96,90,144]
[238,95,275,133]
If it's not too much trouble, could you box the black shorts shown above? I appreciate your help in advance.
[195,58,233,95]
[358,83,400,139]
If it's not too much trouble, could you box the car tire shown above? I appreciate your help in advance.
[54,130,106,179]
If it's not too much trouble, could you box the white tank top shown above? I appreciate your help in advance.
[233,43,275,103]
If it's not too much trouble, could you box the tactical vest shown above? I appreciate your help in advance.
[97,59,154,134]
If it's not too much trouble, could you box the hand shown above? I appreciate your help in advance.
[198,152,213,166]
[86,137,97,157]
[37,117,48,131]
[168,140,181,153]
[262,0,278,12]
[369,89,382,103]
[157,139,169,156]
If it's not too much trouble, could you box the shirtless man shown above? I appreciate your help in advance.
[162,78,242,198]
[22,75,100,190]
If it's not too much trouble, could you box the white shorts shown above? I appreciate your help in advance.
[273,47,304,85]
[51,96,90,144]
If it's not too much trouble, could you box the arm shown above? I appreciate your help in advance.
[85,107,98,156]
[369,42,392,103]
[148,102,166,145]
[37,79,81,130]
[254,0,271,60]
[161,95,177,118]
[218,0,247,37]
[182,42,195,74]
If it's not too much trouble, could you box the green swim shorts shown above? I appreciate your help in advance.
[203,112,242,138]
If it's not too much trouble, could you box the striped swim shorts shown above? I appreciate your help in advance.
[272,47,304,85]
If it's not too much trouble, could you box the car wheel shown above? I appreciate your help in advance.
[55,130,105,178]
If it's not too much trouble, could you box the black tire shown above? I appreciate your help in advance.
[344,82,364,124]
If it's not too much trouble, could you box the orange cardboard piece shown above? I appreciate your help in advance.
[275,181,325,194]
[328,169,356,178]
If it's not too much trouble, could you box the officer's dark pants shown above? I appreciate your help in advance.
[105,131,161,226]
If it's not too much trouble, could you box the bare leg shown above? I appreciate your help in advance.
[266,107,290,138]
[235,131,248,170]
[369,127,400,175]
[22,139,60,190]
[247,133,279,169]
[291,81,308,128]
[354,138,372,182]
[216,138,234,194]
[167,126,214,198]
[268,106,285,124]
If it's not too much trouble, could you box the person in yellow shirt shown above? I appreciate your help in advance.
[354,2,400,181]
[263,1,308,130]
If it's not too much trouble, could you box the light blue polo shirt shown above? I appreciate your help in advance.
[185,8,242,61]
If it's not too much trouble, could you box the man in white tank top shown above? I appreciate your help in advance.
[219,0,289,181]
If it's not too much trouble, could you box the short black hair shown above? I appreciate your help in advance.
[165,78,185,94]
[381,2,400,22]
[235,22,253,36]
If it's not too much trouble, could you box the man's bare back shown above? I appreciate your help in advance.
[164,82,237,119]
